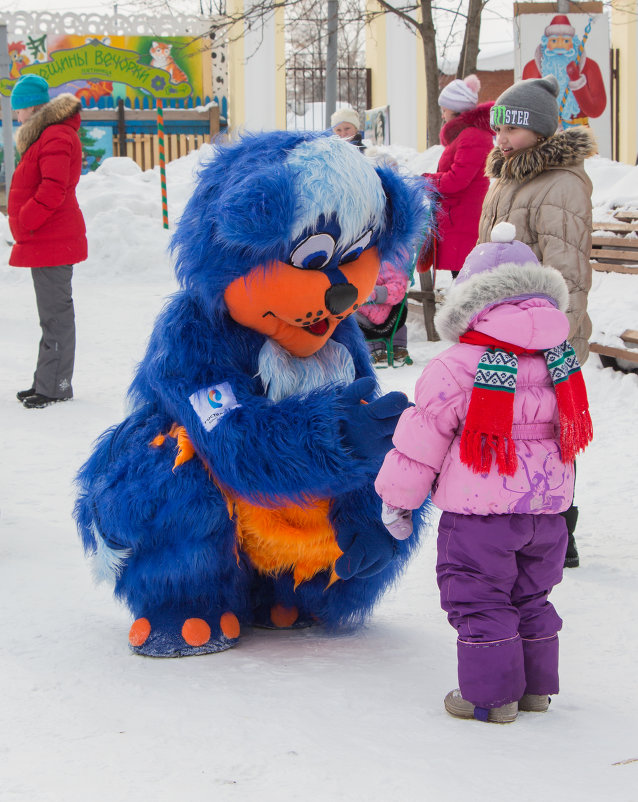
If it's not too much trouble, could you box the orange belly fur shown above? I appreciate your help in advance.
[232,496,342,586]
[151,425,342,586]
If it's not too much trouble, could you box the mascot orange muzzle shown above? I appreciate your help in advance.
[224,247,381,357]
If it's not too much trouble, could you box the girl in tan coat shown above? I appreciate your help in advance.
[478,74,597,569]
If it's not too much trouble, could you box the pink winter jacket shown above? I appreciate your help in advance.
[357,261,409,326]
[375,298,575,515]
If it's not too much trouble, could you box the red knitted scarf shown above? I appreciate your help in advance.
[459,331,593,476]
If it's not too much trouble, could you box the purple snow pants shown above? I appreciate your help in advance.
[436,512,568,708]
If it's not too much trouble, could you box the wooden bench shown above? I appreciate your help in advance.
[589,212,638,366]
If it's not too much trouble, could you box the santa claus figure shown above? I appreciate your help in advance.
[522,14,606,128]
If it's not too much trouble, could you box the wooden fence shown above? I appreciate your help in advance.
[81,104,220,171]
[112,133,211,170]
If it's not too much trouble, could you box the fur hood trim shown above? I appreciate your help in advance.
[485,126,597,183]
[435,261,569,341]
[16,93,82,155]
[440,101,495,146]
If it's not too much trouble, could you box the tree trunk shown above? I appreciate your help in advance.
[420,0,441,146]
[456,0,483,79]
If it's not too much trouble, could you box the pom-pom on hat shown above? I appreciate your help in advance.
[490,75,560,138]
[10,74,50,110]
[435,221,569,342]
[330,107,360,129]
[438,74,481,112]
[455,222,539,285]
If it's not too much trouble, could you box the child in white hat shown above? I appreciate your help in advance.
[330,107,364,150]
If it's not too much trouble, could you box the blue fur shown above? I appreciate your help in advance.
[75,131,434,654]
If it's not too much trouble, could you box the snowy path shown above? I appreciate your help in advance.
[2,271,637,801]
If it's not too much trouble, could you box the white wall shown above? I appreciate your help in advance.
[243,10,278,130]
[385,14,419,149]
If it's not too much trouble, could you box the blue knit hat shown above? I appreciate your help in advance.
[11,74,50,110]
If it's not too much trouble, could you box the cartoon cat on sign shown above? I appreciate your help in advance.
[150,41,188,85]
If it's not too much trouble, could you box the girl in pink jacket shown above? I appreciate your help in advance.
[356,260,410,365]
[375,222,593,724]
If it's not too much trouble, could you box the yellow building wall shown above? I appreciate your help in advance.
[227,0,245,130]
[365,0,388,109]
[611,0,637,164]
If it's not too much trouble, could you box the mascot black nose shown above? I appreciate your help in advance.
[324,283,358,315]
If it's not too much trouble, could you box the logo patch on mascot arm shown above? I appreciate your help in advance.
[189,382,241,432]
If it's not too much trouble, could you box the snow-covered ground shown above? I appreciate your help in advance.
[1,141,638,801]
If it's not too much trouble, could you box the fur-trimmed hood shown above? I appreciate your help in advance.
[16,93,82,155]
[440,101,495,146]
[485,126,597,184]
[435,261,569,342]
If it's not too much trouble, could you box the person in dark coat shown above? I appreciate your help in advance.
[418,75,494,278]
[9,74,87,409]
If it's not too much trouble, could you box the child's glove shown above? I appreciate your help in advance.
[368,286,388,304]
[381,502,413,540]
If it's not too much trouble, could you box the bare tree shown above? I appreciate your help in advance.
[134,0,490,144]
[369,0,487,144]
[456,0,485,78]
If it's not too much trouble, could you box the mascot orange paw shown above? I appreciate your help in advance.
[128,611,240,657]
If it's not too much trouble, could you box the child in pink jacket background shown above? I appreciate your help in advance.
[356,260,410,364]
[375,222,593,723]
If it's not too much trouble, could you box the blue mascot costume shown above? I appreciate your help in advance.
[75,131,433,656]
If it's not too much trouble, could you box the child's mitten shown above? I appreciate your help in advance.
[381,502,413,539]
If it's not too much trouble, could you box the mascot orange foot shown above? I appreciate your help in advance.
[75,131,434,656]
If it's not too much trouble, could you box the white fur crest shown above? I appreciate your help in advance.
[258,337,355,403]
[284,137,386,252]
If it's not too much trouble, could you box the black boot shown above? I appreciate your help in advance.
[561,505,579,568]
[16,387,36,401]
[22,393,70,409]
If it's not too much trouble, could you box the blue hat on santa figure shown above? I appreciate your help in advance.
[435,221,569,341]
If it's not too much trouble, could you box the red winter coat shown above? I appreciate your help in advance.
[419,102,494,273]
[9,93,87,268]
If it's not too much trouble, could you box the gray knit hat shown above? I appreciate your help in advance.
[490,75,560,138]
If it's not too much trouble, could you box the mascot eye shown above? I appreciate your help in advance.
[340,230,373,265]
[290,233,336,270]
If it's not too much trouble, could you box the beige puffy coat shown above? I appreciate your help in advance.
[478,127,596,364]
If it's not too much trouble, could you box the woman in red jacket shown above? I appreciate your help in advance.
[419,75,494,278]
[9,74,87,409]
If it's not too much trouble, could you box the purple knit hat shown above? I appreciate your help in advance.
[455,222,538,284]
[435,221,569,341]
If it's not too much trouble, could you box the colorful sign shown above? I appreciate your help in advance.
[1,35,207,105]
[514,12,611,158]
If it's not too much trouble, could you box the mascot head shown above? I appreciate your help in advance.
[171,130,431,357]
